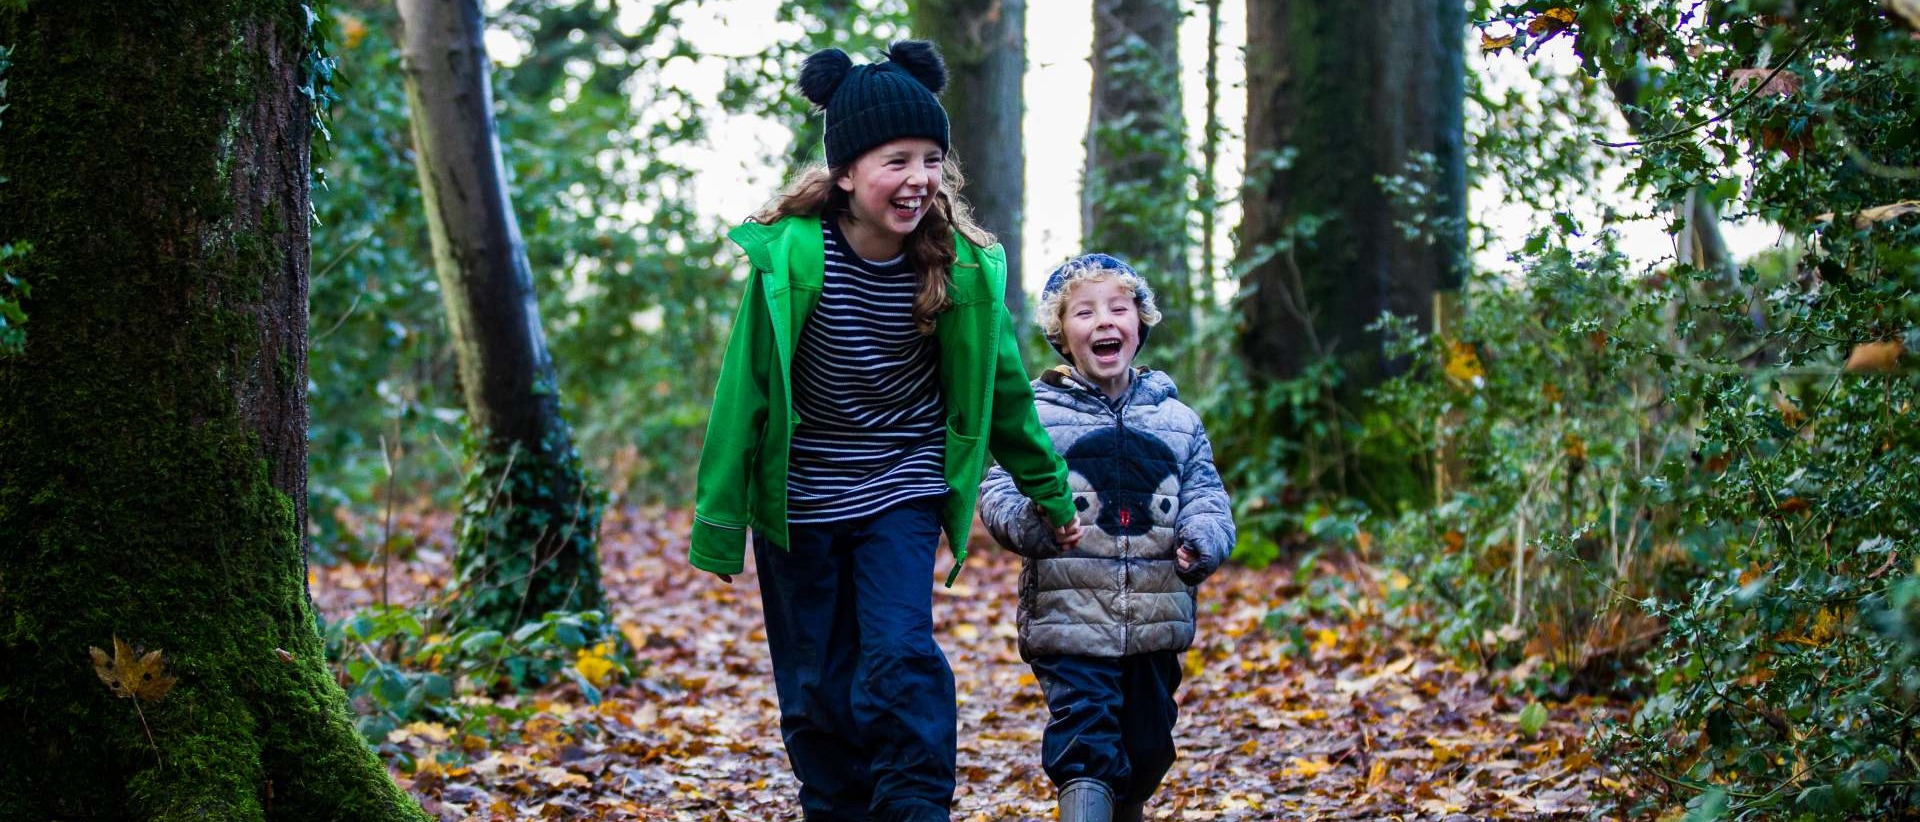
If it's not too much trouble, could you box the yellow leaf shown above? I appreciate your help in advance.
[89,636,177,702]
[574,640,619,688]
[1444,341,1485,386]
[1314,629,1339,651]
[535,765,589,788]
[1480,31,1517,52]
[1365,760,1387,792]
[1185,648,1205,678]
[1528,7,1576,35]
[335,12,369,50]
[1285,757,1335,778]
[1845,340,1904,373]
[1809,607,1842,643]
[951,623,980,641]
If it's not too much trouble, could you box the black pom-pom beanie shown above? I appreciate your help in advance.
[798,40,950,169]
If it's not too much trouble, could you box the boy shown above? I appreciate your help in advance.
[978,253,1235,822]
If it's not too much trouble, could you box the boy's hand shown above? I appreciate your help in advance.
[709,571,733,584]
[1051,516,1083,548]
[1176,543,1200,573]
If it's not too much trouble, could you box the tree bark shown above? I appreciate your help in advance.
[1084,0,1190,345]
[913,0,1028,319]
[1238,0,1467,385]
[0,2,428,818]
[395,0,605,634]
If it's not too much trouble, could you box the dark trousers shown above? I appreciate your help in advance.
[753,497,955,822]
[1029,651,1183,806]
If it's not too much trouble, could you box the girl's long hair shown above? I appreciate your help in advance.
[751,156,993,335]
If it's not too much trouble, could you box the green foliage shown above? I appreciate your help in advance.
[0,44,22,358]
[448,427,607,637]
[308,0,744,555]
[1361,1,1920,817]
[1081,5,1193,344]
[324,606,631,759]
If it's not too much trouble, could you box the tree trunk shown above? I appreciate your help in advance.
[913,0,1028,319]
[0,2,428,818]
[1084,0,1190,346]
[1238,0,1467,385]
[395,0,605,634]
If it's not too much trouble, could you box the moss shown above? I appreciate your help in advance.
[0,1,427,818]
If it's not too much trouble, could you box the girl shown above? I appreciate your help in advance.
[688,41,1082,822]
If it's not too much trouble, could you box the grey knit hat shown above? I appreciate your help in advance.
[1039,253,1158,363]
[799,41,950,169]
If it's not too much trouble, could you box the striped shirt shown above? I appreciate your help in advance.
[785,218,948,523]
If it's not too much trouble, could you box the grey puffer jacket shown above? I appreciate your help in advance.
[979,367,1235,659]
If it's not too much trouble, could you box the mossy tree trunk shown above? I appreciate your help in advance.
[0,2,429,819]
[395,0,605,635]
[1084,0,1190,346]
[912,0,1028,319]
[1236,0,1466,501]
[1238,0,1466,384]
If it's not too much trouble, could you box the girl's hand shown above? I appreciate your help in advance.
[1176,543,1200,573]
[1051,516,1083,548]
[710,571,733,584]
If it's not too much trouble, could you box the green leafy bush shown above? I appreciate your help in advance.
[1361,1,1920,817]
[323,606,632,762]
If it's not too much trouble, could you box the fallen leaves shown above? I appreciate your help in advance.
[311,508,1624,821]
[90,636,176,702]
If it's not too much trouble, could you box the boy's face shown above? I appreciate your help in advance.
[837,137,945,252]
[1061,276,1141,390]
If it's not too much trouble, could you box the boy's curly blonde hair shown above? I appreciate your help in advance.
[1035,253,1162,360]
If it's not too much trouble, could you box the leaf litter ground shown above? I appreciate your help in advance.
[314,507,1622,820]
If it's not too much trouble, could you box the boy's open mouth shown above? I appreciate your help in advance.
[1090,339,1123,359]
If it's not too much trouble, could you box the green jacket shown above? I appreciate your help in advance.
[689,215,1077,585]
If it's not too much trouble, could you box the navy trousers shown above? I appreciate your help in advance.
[753,496,956,822]
[1028,651,1183,806]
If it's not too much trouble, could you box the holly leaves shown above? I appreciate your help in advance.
[90,636,176,703]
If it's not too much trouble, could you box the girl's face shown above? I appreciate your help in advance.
[1060,276,1141,398]
[836,137,945,256]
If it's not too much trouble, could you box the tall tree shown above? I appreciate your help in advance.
[1237,0,1467,384]
[395,0,605,634]
[912,0,1028,317]
[0,2,428,817]
[1084,0,1190,345]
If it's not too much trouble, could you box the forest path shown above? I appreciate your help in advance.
[314,507,1616,820]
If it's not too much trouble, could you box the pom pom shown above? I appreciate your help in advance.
[886,40,946,95]
[799,48,852,108]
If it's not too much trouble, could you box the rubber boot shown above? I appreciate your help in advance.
[1114,800,1146,822]
[1058,778,1115,822]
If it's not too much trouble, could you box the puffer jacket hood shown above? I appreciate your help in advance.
[979,366,1235,659]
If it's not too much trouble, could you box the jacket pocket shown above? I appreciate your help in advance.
[945,418,986,481]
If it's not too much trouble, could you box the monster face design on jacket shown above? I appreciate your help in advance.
[1065,425,1180,545]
